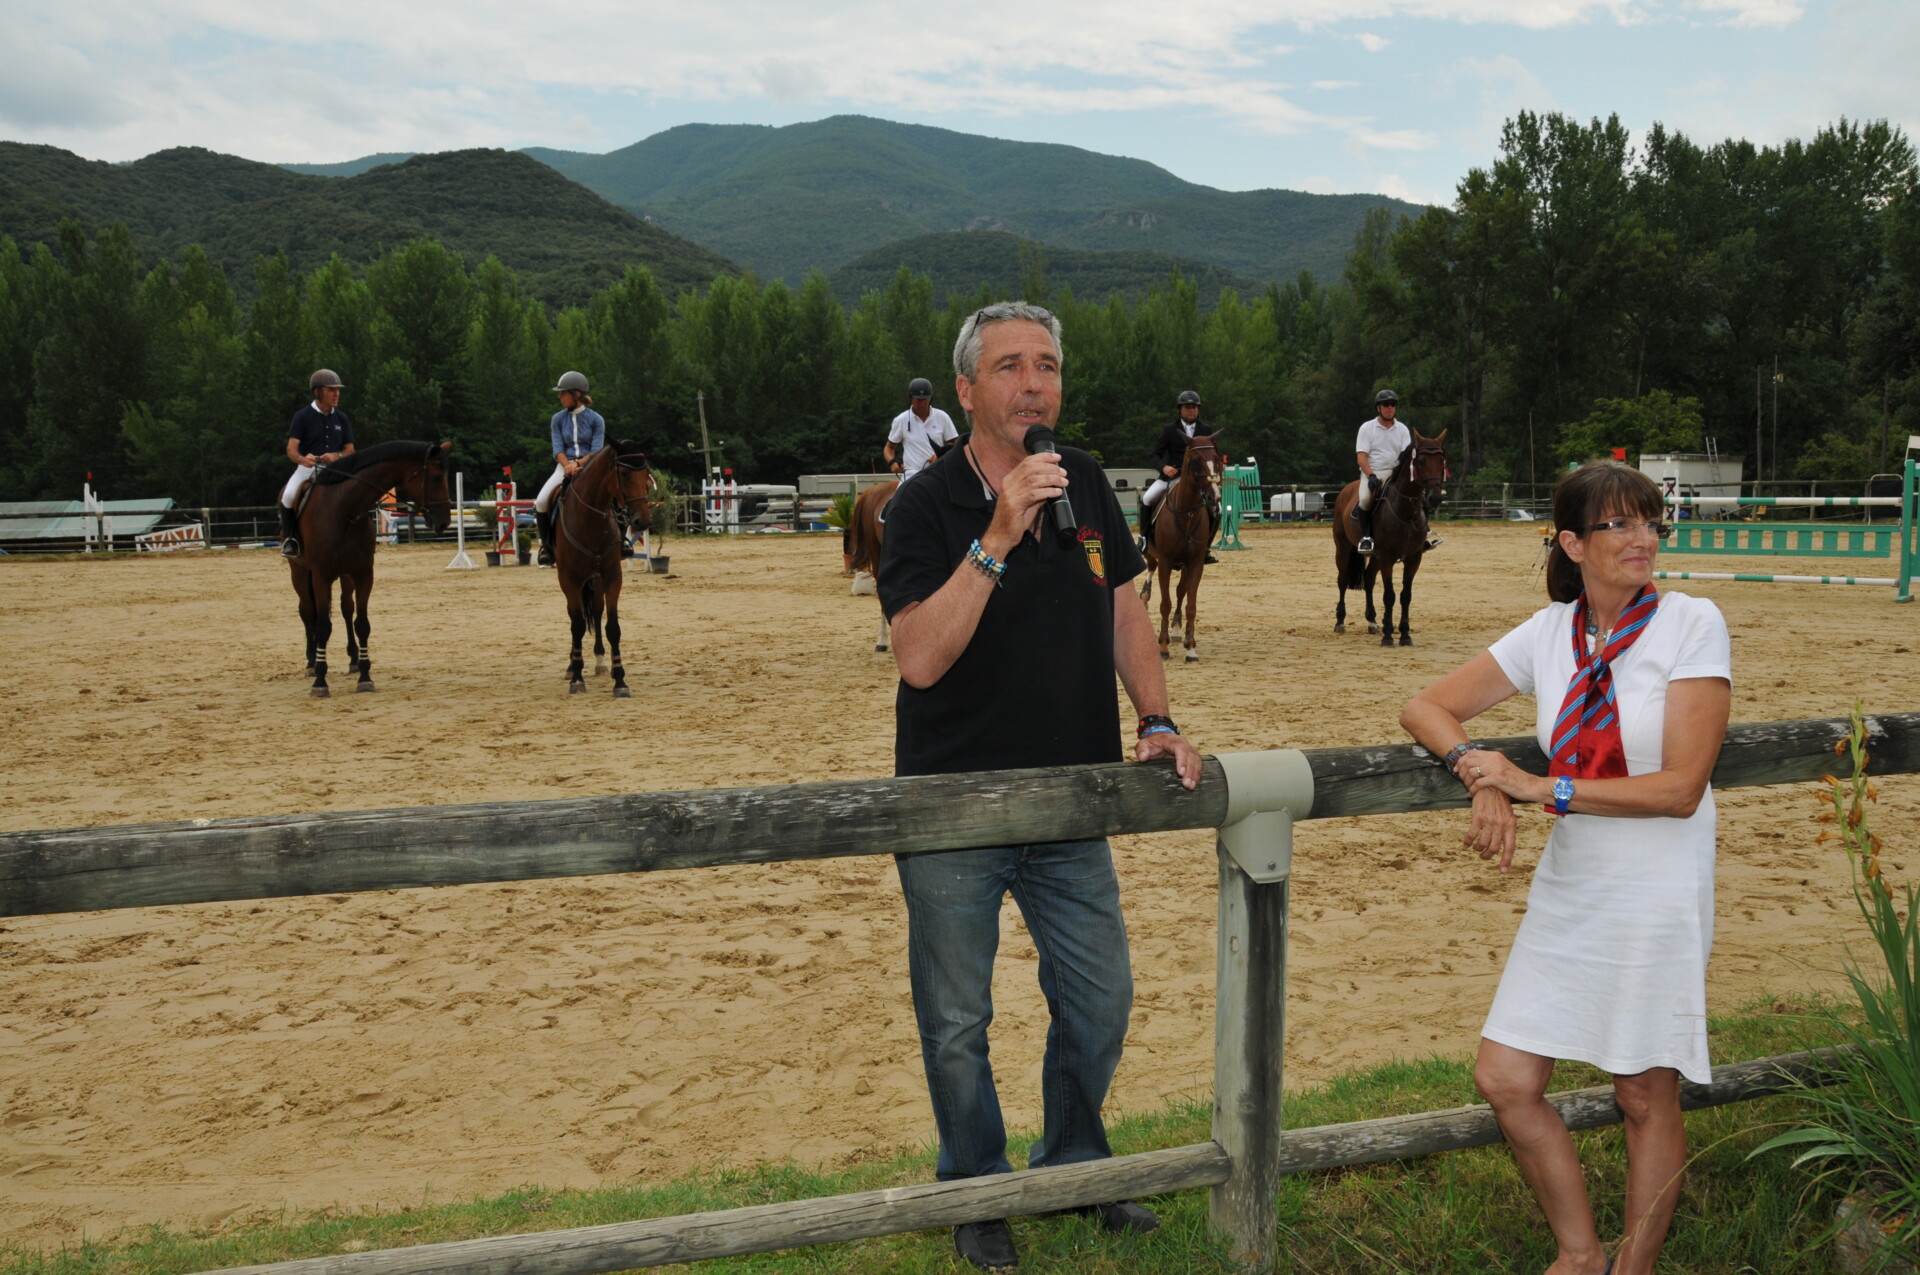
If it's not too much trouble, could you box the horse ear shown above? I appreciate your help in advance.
[1433,429,1448,444]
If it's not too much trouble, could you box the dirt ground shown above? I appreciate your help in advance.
[2,524,1916,1250]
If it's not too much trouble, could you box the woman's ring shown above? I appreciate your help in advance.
[1473,766,1483,777]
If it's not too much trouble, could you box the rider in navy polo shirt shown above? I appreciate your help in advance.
[876,301,1202,1275]
[280,369,356,557]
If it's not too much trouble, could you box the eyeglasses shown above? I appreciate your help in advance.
[1585,518,1673,538]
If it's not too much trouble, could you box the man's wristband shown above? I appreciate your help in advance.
[1138,714,1179,738]
[965,539,1006,586]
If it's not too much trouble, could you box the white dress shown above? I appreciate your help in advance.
[1484,592,1732,1083]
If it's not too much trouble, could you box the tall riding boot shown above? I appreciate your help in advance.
[1355,504,1375,554]
[279,505,301,558]
[1137,500,1154,553]
[536,510,556,566]
[1205,505,1221,564]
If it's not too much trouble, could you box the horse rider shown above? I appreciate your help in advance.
[280,368,356,558]
[1138,389,1219,563]
[1353,388,1442,554]
[882,377,959,516]
[534,370,607,566]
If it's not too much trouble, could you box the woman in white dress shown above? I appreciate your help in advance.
[1401,462,1732,1275]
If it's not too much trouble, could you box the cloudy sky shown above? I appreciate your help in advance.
[4,0,1915,204]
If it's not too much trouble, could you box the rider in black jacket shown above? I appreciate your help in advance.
[1139,390,1219,563]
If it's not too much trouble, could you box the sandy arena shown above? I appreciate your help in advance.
[2,523,1915,1250]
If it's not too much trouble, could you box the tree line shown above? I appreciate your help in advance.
[2,110,1916,509]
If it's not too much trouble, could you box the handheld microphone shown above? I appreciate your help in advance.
[1022,425,1077,535]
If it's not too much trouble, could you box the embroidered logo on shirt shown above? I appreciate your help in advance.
[1078,525,1105,585]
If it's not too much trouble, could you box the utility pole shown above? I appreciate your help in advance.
[687,392,726,477]
[1755,365,1763,497]
[1771,354,1781,486]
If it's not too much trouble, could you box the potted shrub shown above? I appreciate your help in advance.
[825,490,857,575]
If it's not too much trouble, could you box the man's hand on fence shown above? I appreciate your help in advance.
[1137,730,1202,790]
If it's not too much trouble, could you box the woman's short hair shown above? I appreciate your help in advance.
[1546,462,1666,602]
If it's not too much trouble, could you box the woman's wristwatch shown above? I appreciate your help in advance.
[1552,775,1574,815]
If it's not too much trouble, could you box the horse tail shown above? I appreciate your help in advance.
[848,485,887,576]
[1343,545,1367,589]
[581,573,601,641]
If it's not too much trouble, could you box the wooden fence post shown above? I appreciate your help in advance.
[1209,750,1314,1272]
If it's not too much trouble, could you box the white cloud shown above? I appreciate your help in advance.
[1313,80,1363,89]
[1356,32,1392,51]
[1689,0,1804,27]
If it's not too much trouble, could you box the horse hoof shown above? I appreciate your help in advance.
[1160,650,1170,660]
[1380,635,1395,648]
[595,662,607,676]
[614,685,632,699]
[1334,623,1345,634]
[310,687,330,699]
[1367,624,1380,635]
[875,644,889,653]
[1399,635,1414,647]
[1185,651,1199,663]
[569,682,586,695]
[356,681,376,693]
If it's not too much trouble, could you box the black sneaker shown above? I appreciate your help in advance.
[1071,1199,1161,1234]
[1204,552,1220,564]
[954,1218,1019,1272]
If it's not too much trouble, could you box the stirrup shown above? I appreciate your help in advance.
[537,543,555,566]
[1356,536,1375,554]
[1425,533,1444,549]
[280,538,301,558]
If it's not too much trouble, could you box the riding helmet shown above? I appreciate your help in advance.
[1177,389,1201,407]
[309,368,345,391]
[1374,388,1399,405]
[908,377,933,399]
[552,370,591,394]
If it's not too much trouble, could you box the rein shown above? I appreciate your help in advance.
[1160,442,1218,560]
[559,452,652,564]
[316,443,443,522]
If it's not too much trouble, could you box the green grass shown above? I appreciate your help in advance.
[0,998,1856,1275]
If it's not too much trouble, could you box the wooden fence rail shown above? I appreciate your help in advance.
[3,712,1909,1274]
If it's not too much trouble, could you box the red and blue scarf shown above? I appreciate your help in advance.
[1545,585,1659,812]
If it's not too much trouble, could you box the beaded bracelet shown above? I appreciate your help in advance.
[965,539,1006,585]
[1441,741,1475,775]
[1138,713,1180,738]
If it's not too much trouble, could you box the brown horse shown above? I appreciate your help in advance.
[553,440,658,696]
[846,479,898,652]
[288,440,453,698]
[1139,434,1222,662]
[1331,429,1448,646]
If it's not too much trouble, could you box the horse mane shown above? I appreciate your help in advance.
[313,440,437,484]
[610,438,652,468]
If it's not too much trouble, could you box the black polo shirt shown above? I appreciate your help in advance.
[288,404,354,456]
[878,439,1145,778]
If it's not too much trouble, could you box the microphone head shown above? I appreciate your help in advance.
[1022,425,1058,455]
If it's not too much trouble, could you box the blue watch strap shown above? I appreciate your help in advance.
[1552,775,1574,815]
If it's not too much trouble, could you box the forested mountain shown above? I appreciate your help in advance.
[826,231,1258,309]
[280,153,415,177]
[523,116,1426,283]
[2,112,1913,518]
[0,144,734,305]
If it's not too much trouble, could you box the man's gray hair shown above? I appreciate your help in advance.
[952,301,1063,381]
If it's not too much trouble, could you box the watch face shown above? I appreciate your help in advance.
[1553,776,1573,800]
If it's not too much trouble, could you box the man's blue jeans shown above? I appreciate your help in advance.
[894,839,1134,1181]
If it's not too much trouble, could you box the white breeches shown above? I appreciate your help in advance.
[535,464,568,513]
[1356,473,1378,510]
[1143,477,1170,505]
[281,465,315,507]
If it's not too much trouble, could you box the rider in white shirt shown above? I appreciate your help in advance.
[886,378,960,492]
[1353,388,1442,553]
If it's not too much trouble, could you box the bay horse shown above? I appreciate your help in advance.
[552,440,658,696]
[846,479,898,652]
[288,440,453,698]
[1332,429,1448,647]
[1139,434,1222,662]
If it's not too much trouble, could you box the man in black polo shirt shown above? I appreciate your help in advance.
[877,300,1201,1274]
[279,369,356,558]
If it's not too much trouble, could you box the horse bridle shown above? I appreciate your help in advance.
[1161,439,1221,558]
[318,443,448,523]
[559,451,655,562]
[1382,441,1443,524]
